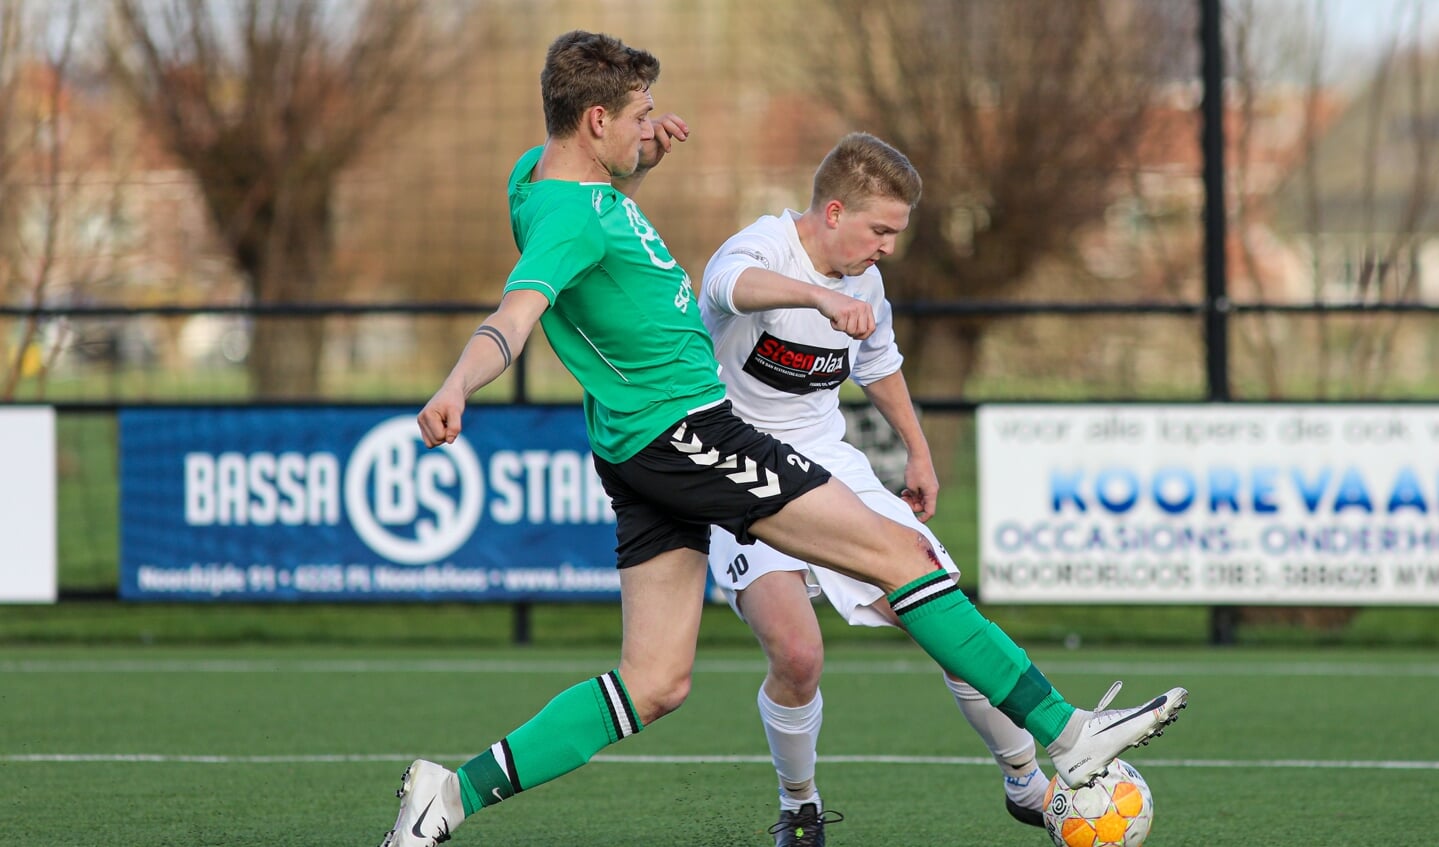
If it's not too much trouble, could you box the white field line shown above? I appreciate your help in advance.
[1,753,1437,771]
[2,658,1438,677]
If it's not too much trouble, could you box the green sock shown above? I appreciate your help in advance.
[456,670,642,815]
[888,570,1074,746]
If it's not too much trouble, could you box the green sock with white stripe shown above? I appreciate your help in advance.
[456,670,642,815]
[888,570,1074,746]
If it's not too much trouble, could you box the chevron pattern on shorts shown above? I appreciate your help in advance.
[669,423,782,498]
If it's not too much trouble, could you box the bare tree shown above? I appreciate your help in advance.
[106,0,444,397]
[0,2,27,309]
[1298,0,1335,397]
[1344,3,1435,396]
[1,0,97,400]
[778,0,1192,396]
[1252,0,1437,398]
[1226,0,1318,399]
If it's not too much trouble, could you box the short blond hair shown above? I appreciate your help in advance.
[810,132,922,210]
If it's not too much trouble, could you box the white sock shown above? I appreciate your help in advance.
[945,675,1048,808]
[758,687,823,810]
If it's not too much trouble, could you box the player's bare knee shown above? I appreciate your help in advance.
[646,673,693,720]
[918,533,944,569]
[621,664,694,723]
[769,638,824,691]
[888,527,943,580]
[856,525,944,591]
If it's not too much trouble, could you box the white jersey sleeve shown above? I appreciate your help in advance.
[700,224,789,317]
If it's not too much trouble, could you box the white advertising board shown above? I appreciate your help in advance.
[978,405,1439,605]
[0,407,57,603]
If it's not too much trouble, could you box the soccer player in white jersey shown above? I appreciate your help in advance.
[701,133,1047,845]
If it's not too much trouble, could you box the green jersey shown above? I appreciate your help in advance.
[503,146,727,463]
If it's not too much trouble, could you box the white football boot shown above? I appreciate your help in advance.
[379,759,466,847]
[1048,682,1188,789]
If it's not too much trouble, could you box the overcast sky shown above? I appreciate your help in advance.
[1325,0,1438,52]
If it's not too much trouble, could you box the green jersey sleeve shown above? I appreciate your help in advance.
[504,197,605,304]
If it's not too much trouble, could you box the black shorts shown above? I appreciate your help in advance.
[592,400,832,568]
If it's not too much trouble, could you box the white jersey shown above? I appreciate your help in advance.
[701,211,955,628]
[699,210,904,452]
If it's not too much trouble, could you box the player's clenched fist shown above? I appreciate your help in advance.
[417,386,466,447]
[818,289,875,340]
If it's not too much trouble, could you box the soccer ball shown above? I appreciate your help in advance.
[1042,758,1154,847]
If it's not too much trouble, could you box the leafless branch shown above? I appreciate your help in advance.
[105,0,457,396]
[2,0,84,400]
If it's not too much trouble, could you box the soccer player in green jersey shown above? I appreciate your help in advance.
[381,29,1188,847]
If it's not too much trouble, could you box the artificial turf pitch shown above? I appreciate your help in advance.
[2,643,1435,846]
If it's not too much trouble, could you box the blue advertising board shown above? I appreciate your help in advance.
[119,406,620,601]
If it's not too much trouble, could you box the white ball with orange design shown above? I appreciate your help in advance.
[1042,758,1154,847]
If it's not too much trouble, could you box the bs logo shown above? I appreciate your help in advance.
[344,417,484,564]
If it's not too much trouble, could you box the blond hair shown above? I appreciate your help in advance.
[810,132,922,210]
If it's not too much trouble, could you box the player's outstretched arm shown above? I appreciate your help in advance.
[728,267,876,339]
[614,113,689,198]
[862,370,938,521]
[417,289,550,448]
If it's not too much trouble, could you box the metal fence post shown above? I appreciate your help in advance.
[1201,0,1238,645]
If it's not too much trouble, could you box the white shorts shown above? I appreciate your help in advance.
[707,439,960,628]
